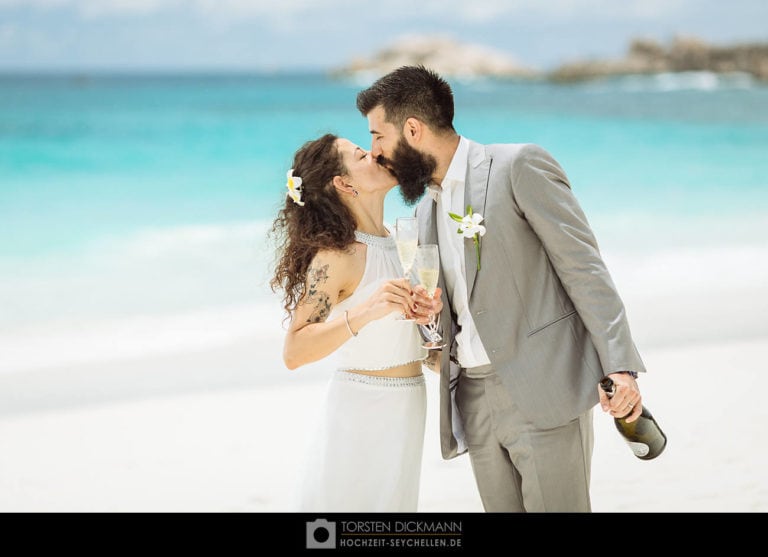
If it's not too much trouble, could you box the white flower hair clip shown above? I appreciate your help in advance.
[286,169,305,206]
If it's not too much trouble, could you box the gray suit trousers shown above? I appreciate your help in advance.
[455,370,594,512]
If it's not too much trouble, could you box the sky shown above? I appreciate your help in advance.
[0,0,766,72]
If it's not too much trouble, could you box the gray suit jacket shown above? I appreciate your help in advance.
[416,139,646,459]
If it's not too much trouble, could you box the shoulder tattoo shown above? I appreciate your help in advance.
[306,292,331,324]
[304,263,332,323]
[306,264,329,301]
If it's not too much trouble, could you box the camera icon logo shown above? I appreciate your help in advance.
[306,519,336,549]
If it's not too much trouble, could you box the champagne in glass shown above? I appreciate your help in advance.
[394,217,418,321]
[415,244,445,349]
[417,268,439,297]
[395,217,418,279]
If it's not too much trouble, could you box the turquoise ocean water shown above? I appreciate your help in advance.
[1,71,767,369]
[2,72,767,257]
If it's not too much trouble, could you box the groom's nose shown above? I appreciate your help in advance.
[371,142,382,158]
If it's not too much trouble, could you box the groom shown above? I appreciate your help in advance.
[357,66,647,512]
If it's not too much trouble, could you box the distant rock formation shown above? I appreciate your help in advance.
[550,36,768,82]
[332,35,536,79]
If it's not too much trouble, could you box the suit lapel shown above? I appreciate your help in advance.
[463,141,492,299]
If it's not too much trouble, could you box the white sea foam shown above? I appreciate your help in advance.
[0,302,287,374]
[0,212,766,373]
[587,71,757,93]
[112,221,267,259]
[0,219,289,373]
[0,219,275,328]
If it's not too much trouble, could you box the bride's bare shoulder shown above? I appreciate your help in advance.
[310,244,364,292]
[313,243,363,269]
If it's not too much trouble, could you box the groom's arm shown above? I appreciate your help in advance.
[509,144,646,377]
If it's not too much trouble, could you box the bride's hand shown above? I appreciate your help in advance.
[411,286,443,326]
[363,278,417,321]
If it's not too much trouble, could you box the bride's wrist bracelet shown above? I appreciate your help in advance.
[344,310,358,337]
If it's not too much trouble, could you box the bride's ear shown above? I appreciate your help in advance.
[333,176,355,197]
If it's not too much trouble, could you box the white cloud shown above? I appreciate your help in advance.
[0,0,70,7]
[195,0,316,18]
[454,0,691,23]
[0,0,694,22]
[0,0,179,15]
[77,0,179,18]
[0,0,328,19]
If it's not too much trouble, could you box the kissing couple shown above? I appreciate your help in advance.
[271,66,646,512]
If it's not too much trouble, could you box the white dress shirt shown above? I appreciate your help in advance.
[434,136,491,369]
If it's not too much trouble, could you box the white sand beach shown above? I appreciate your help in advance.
[1,332,766,512]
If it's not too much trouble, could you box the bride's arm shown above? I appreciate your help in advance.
[283,249,414,370]
[283,249,354,369]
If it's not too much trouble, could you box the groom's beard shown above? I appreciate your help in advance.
[378,137,437,206]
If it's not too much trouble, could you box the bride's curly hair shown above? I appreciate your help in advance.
[270,134,356,317]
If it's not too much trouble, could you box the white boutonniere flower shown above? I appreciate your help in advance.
[286,169,304,206]
[449,205,486,270]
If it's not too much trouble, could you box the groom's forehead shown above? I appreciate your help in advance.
[367,106,391,133]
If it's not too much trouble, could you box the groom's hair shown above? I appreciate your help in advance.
[356,65,455,133]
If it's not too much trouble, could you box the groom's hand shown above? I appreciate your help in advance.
[411,286,443,325]
[598,372,642,423]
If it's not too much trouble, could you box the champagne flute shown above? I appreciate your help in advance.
[395,217,418,279]
[395,217,418,321]
[415,244,446,349]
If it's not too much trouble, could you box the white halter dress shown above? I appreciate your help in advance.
[296,230,428,512]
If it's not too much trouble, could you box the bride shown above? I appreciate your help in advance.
[270,134,443,512]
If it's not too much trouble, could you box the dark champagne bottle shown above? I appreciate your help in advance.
[599,377,667,460]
